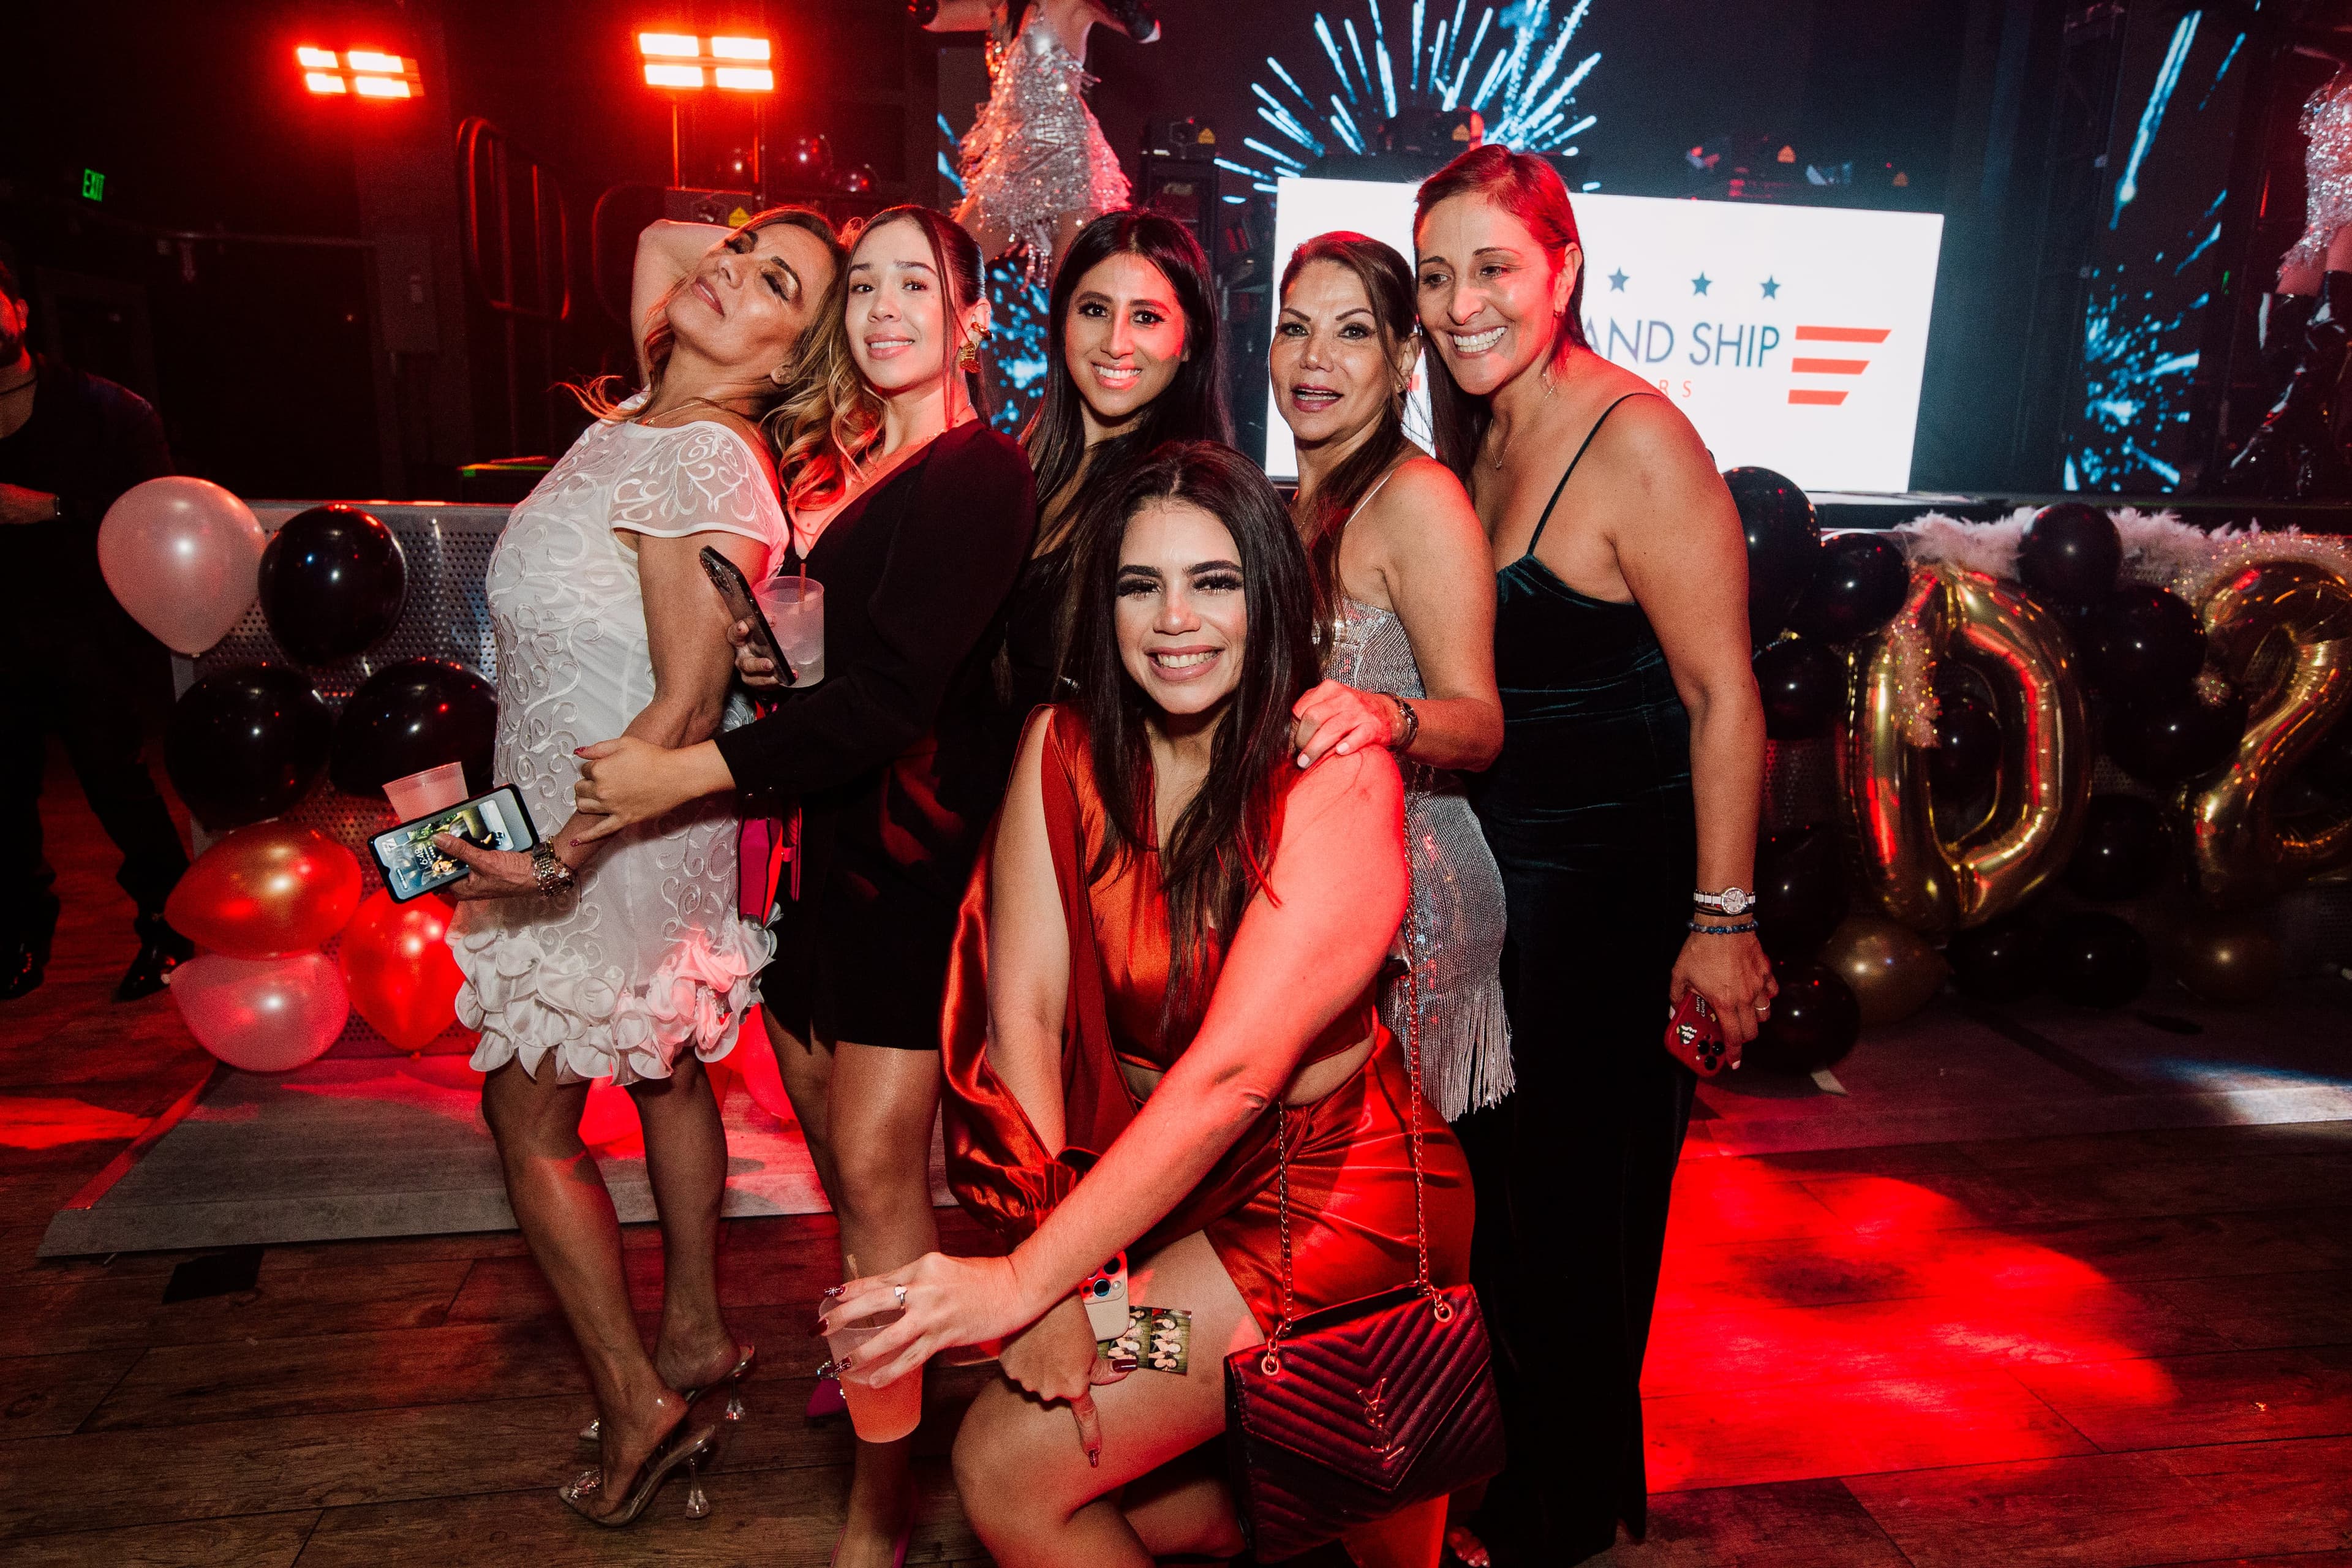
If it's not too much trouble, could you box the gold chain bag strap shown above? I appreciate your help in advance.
[1221,851,1507,1561]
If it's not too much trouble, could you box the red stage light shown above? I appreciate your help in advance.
[298,46,423,99]
[637,31,775,92]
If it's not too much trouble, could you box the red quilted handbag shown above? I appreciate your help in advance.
[1223,895,1506,1561]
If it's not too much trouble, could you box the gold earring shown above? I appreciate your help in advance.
[958,336,983,371]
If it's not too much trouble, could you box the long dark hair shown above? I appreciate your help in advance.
[1063,440,1320,1022]
[1279,232,1420,626]
[1413,145,1590,478]
[1025,209,1230,546]
[774,204,986,510]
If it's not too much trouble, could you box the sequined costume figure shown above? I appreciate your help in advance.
[956,7,1131,268]
[1325,596,1512,1120]
[2286,72,2352,273]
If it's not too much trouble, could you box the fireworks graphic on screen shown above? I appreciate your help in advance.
[1218,0,1605,194]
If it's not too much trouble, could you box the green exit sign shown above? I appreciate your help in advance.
[80,168,104,202]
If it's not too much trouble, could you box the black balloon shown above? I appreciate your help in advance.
[2084,587,2206,696]
[1725,467,1820,647]
[2063,794,2171,902]
[1747,960,1862,1072]
[1948,916,2045,1003]
[330,659,498,797]
[2016,502,2122,605]
[1928,690,2003,801]
[164,664,333,830]
[2106,695,2245,784]
[1755,638,1845,740]
[1756,823,1850,963]
[257,505,408,665]
[2301,717,2352,802]
[2046,910,2152,1009]
[1787,532,1910,642]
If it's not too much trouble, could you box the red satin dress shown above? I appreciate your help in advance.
[942,706,1472,1332]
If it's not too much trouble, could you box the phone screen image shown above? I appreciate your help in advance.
[371,791,534,902]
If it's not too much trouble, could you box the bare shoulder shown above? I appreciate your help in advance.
[1354,454,1484,554]
[1583,390,1718,484]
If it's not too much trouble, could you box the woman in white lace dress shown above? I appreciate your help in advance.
[429,208,844,1525]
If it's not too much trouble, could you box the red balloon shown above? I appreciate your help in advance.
[165,823,363,959]
[173,952,349,1072]
[337,890,464,1050]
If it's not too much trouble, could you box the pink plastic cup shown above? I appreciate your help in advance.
[383,762,468,822]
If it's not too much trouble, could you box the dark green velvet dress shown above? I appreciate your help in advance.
[1460,392,1699,1564]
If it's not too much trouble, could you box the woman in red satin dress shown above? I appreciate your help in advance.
[823,440,1472,1566]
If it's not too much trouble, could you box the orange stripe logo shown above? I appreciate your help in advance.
[1789,327,1891,406]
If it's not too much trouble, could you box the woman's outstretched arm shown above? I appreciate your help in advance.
[985,710,1075,1151]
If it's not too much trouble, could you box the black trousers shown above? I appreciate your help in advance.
[1,615,187,941]
[1463,796,1697,1565]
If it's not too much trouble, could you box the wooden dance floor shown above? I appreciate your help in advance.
[5,741,2351,1566]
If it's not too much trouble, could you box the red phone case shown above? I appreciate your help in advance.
[1664,989,1728,1076]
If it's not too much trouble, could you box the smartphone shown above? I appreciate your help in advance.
[368,785,541,903]
[1664,989,1729,1076]
[699,546,796,687]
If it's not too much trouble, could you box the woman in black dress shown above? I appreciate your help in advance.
[998,208,1229,722]
[1411,147,1774,1565]
[571,205,1036,1568]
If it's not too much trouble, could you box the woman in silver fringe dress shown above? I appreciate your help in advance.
[1274,230,1512,1121]
[922,0,1156,271]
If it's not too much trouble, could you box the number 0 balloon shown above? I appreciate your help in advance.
[1839,564,2092,936]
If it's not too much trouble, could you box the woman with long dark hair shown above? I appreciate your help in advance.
[565,205,1037,1568]
[998,206,1229,719]
[425,208,845,1525]
[1412,146,1773,1564]
[823,440,1472,1566]
[1272,230,1508,1121]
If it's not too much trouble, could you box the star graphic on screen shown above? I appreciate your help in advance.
[1761,276,1781,299]
[1692,273,1712,296]
[1607,268,1629,292]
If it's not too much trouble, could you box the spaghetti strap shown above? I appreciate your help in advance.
[1523,391,1660,558]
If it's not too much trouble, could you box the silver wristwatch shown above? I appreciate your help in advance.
[1692,886,1755,916]
[530,842,576,897]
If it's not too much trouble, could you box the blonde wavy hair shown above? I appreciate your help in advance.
[572,205,846,432]
[768,205,986,511]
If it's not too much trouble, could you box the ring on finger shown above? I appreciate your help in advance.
[894,1284,907,1310]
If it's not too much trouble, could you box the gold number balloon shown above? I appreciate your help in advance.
[2187,560,2352,905]
[1839,564,2094,937]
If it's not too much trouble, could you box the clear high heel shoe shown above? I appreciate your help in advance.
[559,1406,721,1527]
[579,1344,756,1447]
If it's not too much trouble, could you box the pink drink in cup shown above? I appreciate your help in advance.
[825,1300,922,1442]
[384,761,468,821]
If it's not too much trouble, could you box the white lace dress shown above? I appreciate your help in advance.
[450,417,785,1085]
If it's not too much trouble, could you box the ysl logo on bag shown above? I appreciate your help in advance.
[1360,1376,1391,1452]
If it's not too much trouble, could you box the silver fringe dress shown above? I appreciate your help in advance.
[1326,597,1513,1120]
[955,10,1131,270]
[2288,72,2352,273]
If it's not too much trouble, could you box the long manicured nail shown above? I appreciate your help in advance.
[1296,753,1310,767]
[821,1286,843,1298]
[1088,1450,1099,1468]
[810,1319,827,1338]
[835,1356,853,1374]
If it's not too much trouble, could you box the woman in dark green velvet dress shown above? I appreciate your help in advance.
[1412,146,1776,1567]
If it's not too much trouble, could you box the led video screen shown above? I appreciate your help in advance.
[1265,176,1946,492]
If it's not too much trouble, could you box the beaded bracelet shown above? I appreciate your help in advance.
[1686,919,1759,935]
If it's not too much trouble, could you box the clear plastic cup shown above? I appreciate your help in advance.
[383,761,469,822]
[753,576,824,687]
[824,1299,922,1443]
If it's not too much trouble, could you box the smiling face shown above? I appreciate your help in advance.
[1414,192,1579,398]
[1062,251,1189,439]
[1115,498,1248,720]
[1270,257,1416,451]
[664,222,837,380]
[843,216,982,395]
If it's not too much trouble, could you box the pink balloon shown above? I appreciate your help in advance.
[172,952,349,1072]
[98,477,267,655]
